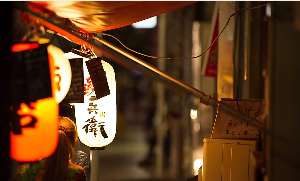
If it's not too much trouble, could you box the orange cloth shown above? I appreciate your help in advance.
[29,1,195,33]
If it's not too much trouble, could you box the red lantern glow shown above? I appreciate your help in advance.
[10,43,59,162]
[11,43,39,53]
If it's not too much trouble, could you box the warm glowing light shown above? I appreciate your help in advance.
[194,123,200,132]
[11,43,58,162]
[69,55,117,148]
[190,109,198,119]
[194,159,203,172]
[64,52,89,62]
[11,43,39,53]
[266,3,271,17]
[132,16,157,29]
[48,45,72,103]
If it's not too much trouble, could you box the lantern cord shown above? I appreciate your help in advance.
[16,24,44,43]
[96,3,267,60]
[20,29,38,42]
[12,12,27,43]
[12,21,22,43]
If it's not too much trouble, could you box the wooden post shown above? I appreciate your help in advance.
[155,13,167,177]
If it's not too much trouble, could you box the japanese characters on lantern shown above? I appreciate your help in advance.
[82,95,108,139]
[48,45,72,103]
[65,53,116,148]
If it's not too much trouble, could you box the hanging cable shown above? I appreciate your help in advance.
[97,3,267,60]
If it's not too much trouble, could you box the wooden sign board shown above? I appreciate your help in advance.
[61,58,84,104]
[212,98,264,139]
[11,43,53,135]
[85,58,110,99]
[11,43,52,105]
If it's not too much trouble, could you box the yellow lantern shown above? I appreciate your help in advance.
[48,45,72,103]
[65,53,117,148]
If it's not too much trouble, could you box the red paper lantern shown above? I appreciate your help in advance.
[10,42,59,162]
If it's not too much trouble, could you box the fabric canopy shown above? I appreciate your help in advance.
[29,1,196,33]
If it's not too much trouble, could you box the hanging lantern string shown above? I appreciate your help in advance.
[97,3,267,60]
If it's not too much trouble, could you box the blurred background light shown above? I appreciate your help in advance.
[131,16,157,29]
[266,3,271,17]
[193,159,203,174]
[190,109,198,119]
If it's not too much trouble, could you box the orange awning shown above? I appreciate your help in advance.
[29,1,196,33]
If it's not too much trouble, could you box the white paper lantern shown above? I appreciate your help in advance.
[64,52,90,62]
[48,45,72,103]
[66,53,116,148]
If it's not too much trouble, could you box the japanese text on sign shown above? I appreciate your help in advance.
[212,98,264,139]
[82,96,108,138]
